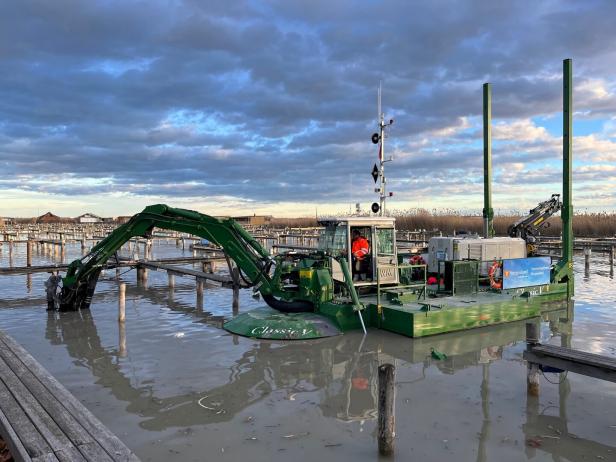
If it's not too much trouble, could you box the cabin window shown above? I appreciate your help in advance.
[318,226,348,254]
[376,228,395,256]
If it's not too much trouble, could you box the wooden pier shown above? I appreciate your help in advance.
[524,322,616,396]
[0,330,139,461]
[525,343,616,383]
[138,261,243,288]
[0,256,226,276]
[535,237,616,255]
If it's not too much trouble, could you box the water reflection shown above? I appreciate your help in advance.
[44,297,614,462]
[4,245,616,460]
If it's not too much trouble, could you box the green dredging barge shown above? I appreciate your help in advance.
[223,212,571,339]
[58,60,574,340]
[226,59,575,339]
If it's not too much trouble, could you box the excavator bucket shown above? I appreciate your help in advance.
[224,306,342,340]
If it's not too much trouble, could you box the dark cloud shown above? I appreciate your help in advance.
[1,0,615,213]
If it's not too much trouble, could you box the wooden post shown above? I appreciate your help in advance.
[26,240,32,267]
[119,321,127,358]
[118,283,126,322]
[526,322,540,396]
[232,266,240,315]
[137,266,147,286]
[584,247,591,276]
[378,363,395,456]
[168,273,175,289]
[610,246,614,274]
[196,279,204,310]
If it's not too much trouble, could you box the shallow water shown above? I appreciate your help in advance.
[0,241,615,461]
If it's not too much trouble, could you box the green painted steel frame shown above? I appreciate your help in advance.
[482,82,495,238]
[553,59,574,296]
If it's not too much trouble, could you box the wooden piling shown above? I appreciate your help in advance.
[196,279,204,310]
[378,363,396,456]
[526,322,540,396]
[584,247,591,275]
[610,246,614,274]
[26,240,32,267]
[232,266,240,314]
[118,283,126,322]
[137,266,147,286]
[168,273,175,289]
[119,321,127,358]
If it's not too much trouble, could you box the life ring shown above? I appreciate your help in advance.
[488,261,502,289]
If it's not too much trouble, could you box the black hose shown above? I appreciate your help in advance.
[262,294,314,313]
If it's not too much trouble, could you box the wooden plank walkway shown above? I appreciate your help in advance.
[0,256,226,275]
[0,330,139,461]
[524,343,616,383]
[139,261,243,287]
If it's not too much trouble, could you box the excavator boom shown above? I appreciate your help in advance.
[59,204,317,313]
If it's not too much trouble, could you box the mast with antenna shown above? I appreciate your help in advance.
[371,83,394,216]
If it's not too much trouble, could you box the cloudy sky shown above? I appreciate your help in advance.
[1,0,616,218]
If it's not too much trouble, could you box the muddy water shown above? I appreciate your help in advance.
[0,241,615,461]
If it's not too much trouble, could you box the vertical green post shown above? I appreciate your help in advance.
[482,83,495,238]
[562,59,574,294]
[554,59,574,296]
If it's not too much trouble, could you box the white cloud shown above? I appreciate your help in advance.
[493,119,552,143]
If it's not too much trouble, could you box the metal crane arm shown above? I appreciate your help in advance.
[507,194,562,241]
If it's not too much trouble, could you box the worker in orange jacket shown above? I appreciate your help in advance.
[351,229,370,280]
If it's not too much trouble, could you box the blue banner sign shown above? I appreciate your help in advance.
[502,257,551,289]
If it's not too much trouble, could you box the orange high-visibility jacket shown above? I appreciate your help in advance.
[352,237,370,260]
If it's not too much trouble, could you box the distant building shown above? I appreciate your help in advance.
[115,216,132,224]
[36,212,64,224]
[232,215,273,226]
[76,213,102,224]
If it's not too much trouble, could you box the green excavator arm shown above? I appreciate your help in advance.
[59,204,318,312]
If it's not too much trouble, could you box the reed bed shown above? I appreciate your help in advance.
[272,210,616,237]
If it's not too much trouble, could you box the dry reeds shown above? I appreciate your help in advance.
[393,210,616,237]
[270,209,616,237]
